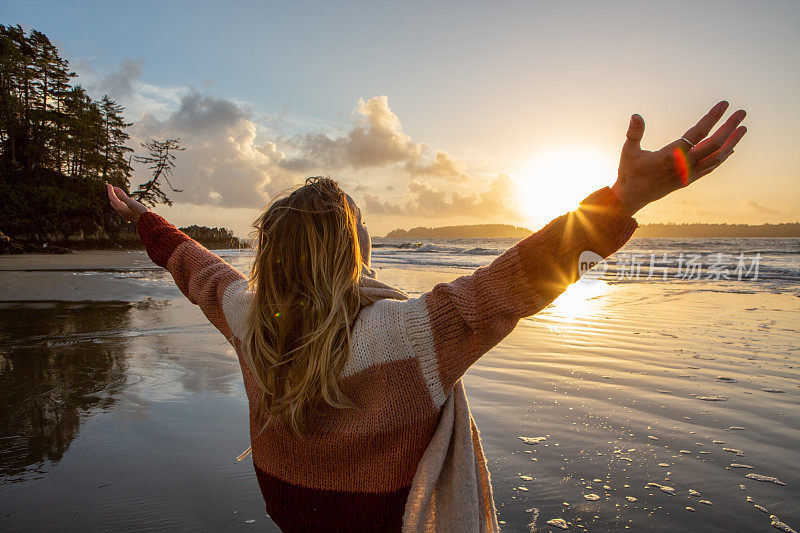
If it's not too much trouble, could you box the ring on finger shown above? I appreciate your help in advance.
[680,136,695,148]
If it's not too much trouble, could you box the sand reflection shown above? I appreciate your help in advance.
[546,279,611,323]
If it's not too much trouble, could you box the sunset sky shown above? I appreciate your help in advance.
[5,1,799,237]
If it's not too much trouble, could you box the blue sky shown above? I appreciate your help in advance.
[4,0,799,236]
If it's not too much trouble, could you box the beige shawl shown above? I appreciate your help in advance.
[360,271,500,533]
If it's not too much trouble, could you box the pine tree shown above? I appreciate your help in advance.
[0,25,34,169]
[0,25,134,242]
[99,95,132,187]
[30,29,73,172]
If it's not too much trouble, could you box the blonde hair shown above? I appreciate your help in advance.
[241,177,363,436]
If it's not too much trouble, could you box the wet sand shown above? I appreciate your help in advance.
[1,253,798,532]
[0,251,178,301]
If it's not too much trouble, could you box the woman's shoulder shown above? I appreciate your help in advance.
[347,298,417,375]
[221,278,251,340]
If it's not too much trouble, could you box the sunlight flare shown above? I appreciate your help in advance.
[548,278,611,322]
[514,147,617,226]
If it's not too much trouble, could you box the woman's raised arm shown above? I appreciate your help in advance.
[107,184,246,342]
[405,101,747,399]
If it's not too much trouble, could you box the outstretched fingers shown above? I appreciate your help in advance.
[682,100,729,145]
[113,186,137,208]
[688,125,747,184]
[689,109,747,163]
[107,183,129,213]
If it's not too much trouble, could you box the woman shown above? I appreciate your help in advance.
[108,102,746,532]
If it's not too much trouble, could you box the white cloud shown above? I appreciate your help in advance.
[405,149,469,181]
[285,95,420,170]
[282,95,468,181]
[128,92,484,210]
[363,174,520,218]
[76,58,510,216]
[131,91,297,208]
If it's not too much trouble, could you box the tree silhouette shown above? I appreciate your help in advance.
[0,25,135,241]
[99,96,132,186]
[132,138,184,207]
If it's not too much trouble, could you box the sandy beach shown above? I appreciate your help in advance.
[1,250,798,532]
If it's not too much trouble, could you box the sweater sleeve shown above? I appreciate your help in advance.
[137,212,246,341]
[417,187,638,396]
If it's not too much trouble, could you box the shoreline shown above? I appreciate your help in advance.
[0,250,179,302]
[1,240,249,255]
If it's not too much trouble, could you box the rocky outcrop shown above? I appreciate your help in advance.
[0,231,72,254]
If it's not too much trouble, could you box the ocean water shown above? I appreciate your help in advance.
[366,237,800,294]
[1,237,798,532]
[211,237,800,298]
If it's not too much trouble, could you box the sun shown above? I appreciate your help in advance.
[514,146,618,226]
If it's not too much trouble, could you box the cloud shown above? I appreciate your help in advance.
[70,57,491,212]
[74,57,144,100]
[164,90,243,132]
[283,95,467,181]
[285,95,420,170]
[98,58,144,99]
[673,197,700,207]
[405,149,469,181]
[70,52,507,224]
[131,91,299,208]
[73,56,184,119]
[363,174,520,218]
[743,198,778,215]
[128,92,480,210]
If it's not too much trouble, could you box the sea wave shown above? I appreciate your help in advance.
[372,241,503,255]
[217,237,800,293]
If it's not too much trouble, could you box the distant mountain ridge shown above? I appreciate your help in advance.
[384,222,800,239]
[385,224,532,239]
[633,223,800,238]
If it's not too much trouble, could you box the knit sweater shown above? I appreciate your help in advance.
[137,186,638,532]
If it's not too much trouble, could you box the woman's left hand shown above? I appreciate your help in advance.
[107,183,149,223]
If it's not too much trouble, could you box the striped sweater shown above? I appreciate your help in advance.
[137,186,637,532]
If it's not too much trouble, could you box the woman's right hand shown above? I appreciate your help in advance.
[611,101,747,216]
[107,183,149,223]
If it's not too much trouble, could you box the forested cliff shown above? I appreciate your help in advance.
[0,25,242,250]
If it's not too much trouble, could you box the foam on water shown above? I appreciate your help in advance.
[771,516,799,533]
[518,436,547,445]
[546,517,570,529]
[746,473,787,486]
